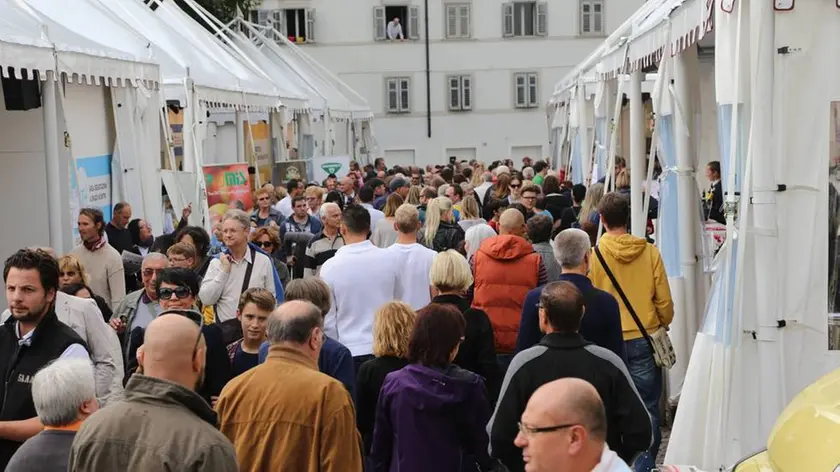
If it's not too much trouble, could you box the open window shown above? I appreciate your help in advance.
[249,9,315,43]
[374,5,420,40]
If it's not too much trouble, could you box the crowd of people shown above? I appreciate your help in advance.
[0,156,678,472]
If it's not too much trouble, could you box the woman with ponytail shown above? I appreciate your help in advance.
[423,197,465,253]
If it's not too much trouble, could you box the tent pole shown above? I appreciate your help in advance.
[629,69,645,237]
[674,45,699,352]
[576,86,590,184]
[235,110,246,164]
[42,72,64,251]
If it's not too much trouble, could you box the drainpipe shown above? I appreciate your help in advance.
[424,0,431,138]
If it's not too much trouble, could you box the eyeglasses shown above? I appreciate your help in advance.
[257,197,270,202]
[142,268,165,278]
[158,286,193,300]
[510,184,521,189]
[517,422,579,437]
[256,241,274,248]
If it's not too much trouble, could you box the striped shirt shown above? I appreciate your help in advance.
[304,231,345,278]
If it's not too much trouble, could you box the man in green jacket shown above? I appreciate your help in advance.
[68,313,237,472]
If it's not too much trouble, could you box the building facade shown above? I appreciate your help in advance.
[252,0,643,168]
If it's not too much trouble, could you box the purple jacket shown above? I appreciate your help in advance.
[370,364,494,472]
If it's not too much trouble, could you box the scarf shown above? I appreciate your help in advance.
[83,236,107,252]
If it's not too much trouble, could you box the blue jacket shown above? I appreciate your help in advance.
[213,243,285,303]
[515,273,626,362]
[258,336,356,401]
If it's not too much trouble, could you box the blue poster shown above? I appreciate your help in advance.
[70,154,112,243]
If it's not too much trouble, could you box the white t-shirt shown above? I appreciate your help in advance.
[274,196,293,218]
[385,243,436,310]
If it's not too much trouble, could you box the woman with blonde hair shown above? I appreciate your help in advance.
[579,182,605,225]
[405,185,421,206]
[372,193,405,248]
[430,250,500,401]
[58,253,90,289]
[423,197,464,252]
[457,195,486,232]
[470,162,486,187]
[356,301,416,456]
[304,186,325,218]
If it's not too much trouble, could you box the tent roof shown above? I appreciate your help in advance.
[552,0,710,98]
[87,0,285,111]
[245,23,372,121]
[0,0,157,86]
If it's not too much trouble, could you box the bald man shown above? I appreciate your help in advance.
[217,301,362,471]
[515,378,631,472]
[472,209,547,371]
[69,314,237,472]
[340,177,356,206]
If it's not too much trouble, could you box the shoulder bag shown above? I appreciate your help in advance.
[594,246,675,369]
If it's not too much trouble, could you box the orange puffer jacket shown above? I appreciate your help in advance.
[472,235,541,354]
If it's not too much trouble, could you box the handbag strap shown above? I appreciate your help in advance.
[594,246,655,348]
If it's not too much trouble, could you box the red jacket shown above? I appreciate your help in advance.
[472,235,541,353]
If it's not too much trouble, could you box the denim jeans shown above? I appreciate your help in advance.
[625,337,662,472]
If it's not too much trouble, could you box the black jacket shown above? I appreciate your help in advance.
[488,332,651,471]
[0,309,86,469]
[543,193,572,221]
[705,181,725,225]
[356,356,409,455]
[430,222,465,253]
[434,294,501,403]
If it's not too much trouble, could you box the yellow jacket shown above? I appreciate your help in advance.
[588,233,674,341]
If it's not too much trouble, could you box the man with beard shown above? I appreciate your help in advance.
[69,313,237,472]
[0,249,89,470]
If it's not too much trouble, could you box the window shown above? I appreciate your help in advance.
[513,72,539,108]
[580,0,603,35]
[445,4,471,39]
[448,75,472,111]
[386,77,411,113]
[374,6,420,41]
[249,9,316,43]
[502,2,547,37]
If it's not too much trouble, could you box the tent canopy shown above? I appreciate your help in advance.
[87,0,285,111]
[1,0,158,86]
[244,22,373,121]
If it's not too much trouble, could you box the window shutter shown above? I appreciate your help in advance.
[502,3,514,37]
[536,2,548,36]
[593,2,603,33]
[460,5,471,38]
[448,77,460,110]
[446,5,458,38]
[528,74,538,106]
[251,10,263,24]
[408,6,420,39]
[373,6,387,40]
[400,79,411,111]
[387,79,398,112]
[515,74,526,107]
[461,76,472,110]
[581,3,591,34]
[270,10,284,39]
[305,9,316,42]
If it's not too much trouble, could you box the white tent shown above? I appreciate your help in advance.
[0,0,158,274]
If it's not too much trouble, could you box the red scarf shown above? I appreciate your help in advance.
[83,236,107,252]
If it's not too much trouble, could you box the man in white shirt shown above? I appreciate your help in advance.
[274,178,304,218]
[386,204,435,310]
[320,204,399,372]
[513,378,632,472]
[387,16,404,40]
[199,209,276,327]
[359,185,385,230]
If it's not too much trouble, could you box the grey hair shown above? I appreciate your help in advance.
[437,184,450,198]
[482,172,493,183]
[522,167,535,179]
[32,359,96,426]
[222,209,250,230]
[553,228,591,269]
[464,223,497,259]
[319,202,340,219]
[267,300,323,345]
[142,252,168,268]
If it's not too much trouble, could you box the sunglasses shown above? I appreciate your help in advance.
[256,241,274,248]
[510,184,521,189]
[142,268,165,277]
[158,286,193,300]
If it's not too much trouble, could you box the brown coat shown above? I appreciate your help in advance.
[69,375,237,472]
[216,345,363,472]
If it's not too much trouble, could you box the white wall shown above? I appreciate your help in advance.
[256,0,643,168]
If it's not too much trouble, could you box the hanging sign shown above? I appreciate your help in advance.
[311,155,351,184]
